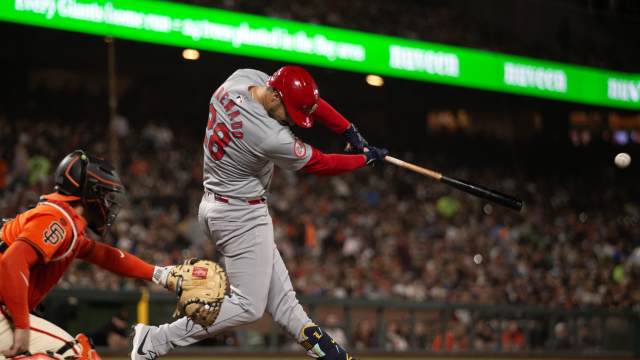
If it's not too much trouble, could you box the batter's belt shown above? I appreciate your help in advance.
[205,190,267,206]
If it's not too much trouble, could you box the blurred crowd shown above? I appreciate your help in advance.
[1,113,639,352]
[176,0,640,72]
[3,0,640,354]
[2,115,638,309]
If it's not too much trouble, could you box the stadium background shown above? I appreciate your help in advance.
[1,0,639,358]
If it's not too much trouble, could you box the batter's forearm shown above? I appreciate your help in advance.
[0,241,39,329]
[302,148,366,176]
[81,241,154,280]
[313,99,351,134]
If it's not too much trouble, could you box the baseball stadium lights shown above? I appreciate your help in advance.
[182,49,200,60]
[366,74,384,87]
[182,48,200,60]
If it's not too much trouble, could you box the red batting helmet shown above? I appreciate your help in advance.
[267,66,319,128]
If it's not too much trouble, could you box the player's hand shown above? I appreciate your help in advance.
[343,123,369,153]
[152,265,174,289]
[2,328,30,357]
[364,146,389,166]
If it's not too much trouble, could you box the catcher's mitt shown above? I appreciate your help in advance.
[166,258,229,327]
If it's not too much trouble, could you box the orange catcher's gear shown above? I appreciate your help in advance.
[0,194,154,329]
[4,332,101,360]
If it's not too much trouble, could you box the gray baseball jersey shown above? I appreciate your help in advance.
[203,69,312,199]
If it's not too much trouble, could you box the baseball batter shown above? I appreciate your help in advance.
[0,151,173,360]
[130,66,388,360]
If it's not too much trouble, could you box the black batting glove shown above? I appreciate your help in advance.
[364,146,389,166]
[343,123,369,153]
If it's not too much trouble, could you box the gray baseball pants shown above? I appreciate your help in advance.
[148,192,311,354]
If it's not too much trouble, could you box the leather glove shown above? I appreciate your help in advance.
[165,259,229,327]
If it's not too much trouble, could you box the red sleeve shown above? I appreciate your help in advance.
[302,147,366,176]
[0,241,40,329]
[312,98,351,134]
[79,240,154,281]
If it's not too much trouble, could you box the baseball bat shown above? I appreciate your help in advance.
[384,156,524,212]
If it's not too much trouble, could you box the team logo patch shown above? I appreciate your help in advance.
[294,139,306,158]
[192,266,209,279]
[43,222,65,245]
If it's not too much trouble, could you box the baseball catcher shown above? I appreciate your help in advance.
[0,150,174,359]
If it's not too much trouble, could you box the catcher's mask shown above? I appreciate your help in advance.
[53,150,125,236]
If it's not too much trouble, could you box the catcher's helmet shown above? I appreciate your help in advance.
[267,66,319,128]
[54,150,125,235]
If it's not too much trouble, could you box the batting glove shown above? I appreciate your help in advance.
[343,123,369,153]
[152,265,174,288]
[364,146,389,166]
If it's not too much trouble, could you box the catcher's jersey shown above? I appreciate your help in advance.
[0,195,92,310]
[202,69,312,199]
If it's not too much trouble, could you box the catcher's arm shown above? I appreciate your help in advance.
[0,241,39,356]
[79,240,174,288]
[79,240,159,280]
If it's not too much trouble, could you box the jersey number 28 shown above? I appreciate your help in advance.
[204,103,231,160]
